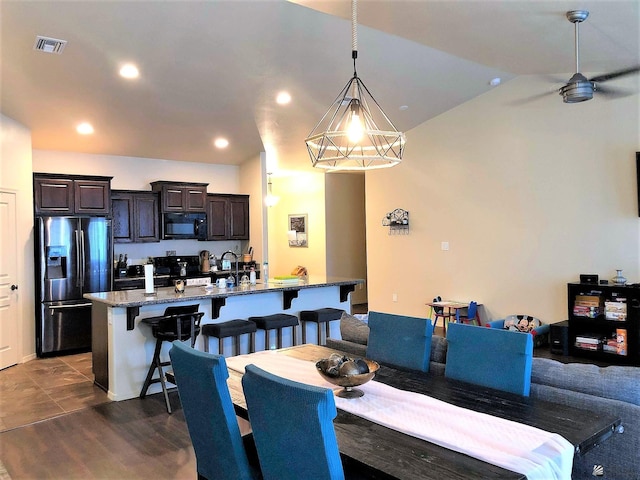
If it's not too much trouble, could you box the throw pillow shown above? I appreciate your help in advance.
[340,312,370,345]
[503,314,541,333]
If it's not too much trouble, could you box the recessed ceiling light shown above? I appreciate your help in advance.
[399,105,409,111]
[214,137,229,149]
[276,91,291,105]
[76,122,94,135]
[489,77,501,87]
[119,63,139,79]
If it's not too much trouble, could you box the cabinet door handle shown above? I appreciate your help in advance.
[10,284,18,291]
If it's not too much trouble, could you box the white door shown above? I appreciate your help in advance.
[0,191,20,369]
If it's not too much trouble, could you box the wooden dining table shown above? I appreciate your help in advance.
[225,344,620,480]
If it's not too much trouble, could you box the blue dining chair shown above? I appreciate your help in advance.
[366,311,433,372]
[241,364,345,480]
[457,300,479,325]
[444,322,533,396]
[169,341,259,480]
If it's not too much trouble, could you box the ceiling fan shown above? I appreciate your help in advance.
[559,10,639,103]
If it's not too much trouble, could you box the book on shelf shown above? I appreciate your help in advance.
[575,342,600,351]
[604,300,627,321]
[574,335,602,344]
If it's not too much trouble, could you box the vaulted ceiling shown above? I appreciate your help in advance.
[1,1,638,171]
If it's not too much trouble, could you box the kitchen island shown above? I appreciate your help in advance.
[84,276,363,401]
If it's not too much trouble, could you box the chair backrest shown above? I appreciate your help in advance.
[445,322,533,396]
[466,301,477,320]
[241,364,344,480]
[157,305,203,344]
[432,297,443,314]
[169,341,257,480]
[366,311,433,372]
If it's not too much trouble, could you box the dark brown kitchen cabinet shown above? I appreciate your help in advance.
[150,181,208,213]
[112,190,160,243]
[34,173,112,216]
[207,194,249,240]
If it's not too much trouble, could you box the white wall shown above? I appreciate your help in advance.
[239,152,266,267]
[366,74,640,324]
[33,150,240,192]
[1,114,36,362]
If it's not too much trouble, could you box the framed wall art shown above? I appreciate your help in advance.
[288,214,308,247]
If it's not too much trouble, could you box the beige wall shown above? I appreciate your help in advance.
[326,173,367,304]
[366,74,640,324]
[1,114,36,362]
[267,171,327,278]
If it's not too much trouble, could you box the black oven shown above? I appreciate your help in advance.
[162,212,207,240]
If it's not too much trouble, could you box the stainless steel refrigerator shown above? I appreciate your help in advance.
[35,216,112,356]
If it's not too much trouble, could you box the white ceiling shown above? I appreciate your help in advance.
[1,1,638,170]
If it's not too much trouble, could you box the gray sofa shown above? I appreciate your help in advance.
[326,313,640,480]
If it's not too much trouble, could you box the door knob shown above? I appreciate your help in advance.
[10,284,18,291]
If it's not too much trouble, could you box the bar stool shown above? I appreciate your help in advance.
[248,313,299,350]
[201,319,257,356]
[299,308,344,345]
[139,304,204,413]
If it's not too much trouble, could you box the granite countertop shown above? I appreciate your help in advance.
[84,276,363,307]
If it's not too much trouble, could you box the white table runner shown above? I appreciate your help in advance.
[226,351,573,480]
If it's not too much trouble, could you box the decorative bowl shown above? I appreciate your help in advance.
[316,355,380,398]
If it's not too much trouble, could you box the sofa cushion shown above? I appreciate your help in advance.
[531,357,640,406]
[430,335,448,364]
[339,312,369,345]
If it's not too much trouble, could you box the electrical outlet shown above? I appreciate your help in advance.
[441,241,449,251]
[392,293,398,302]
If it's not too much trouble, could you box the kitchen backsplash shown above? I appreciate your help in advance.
[114,239,247,265]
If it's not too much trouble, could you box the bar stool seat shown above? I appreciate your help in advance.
[249,313,299,350]
[299,308,344,345]
[201,319,257,356]
[139,304,204,413]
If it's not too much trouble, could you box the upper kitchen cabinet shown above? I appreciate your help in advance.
[207,194,249,240]
[34,173,112,216]
[112,190,160,243]
[150,181,208,213]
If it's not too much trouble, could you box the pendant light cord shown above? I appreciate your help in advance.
[352,0,358,74]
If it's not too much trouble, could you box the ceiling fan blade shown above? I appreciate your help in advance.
[594,84,634,99]
[590,66,640,83]
[509,89,558,106]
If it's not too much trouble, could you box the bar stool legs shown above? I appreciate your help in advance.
[248,314,299,351]
[201,319,257,356]
[140,337,172,413]
[299,308,344,346]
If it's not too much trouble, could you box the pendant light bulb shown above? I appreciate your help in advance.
[347,100,363,143]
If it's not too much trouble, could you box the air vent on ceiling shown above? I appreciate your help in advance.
[33,36,67,54]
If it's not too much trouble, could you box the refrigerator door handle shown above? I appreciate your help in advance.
[47,303,93,309]
[75,229,81,287]
[79,229,86,287]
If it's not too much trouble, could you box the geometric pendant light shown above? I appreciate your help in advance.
[305,0,406,171]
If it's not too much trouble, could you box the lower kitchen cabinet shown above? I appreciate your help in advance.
[112,190,160,243]
[207,193,249,240]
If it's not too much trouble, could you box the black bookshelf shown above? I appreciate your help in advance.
[567,282,640,366]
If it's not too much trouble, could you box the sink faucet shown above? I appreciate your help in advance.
[220,250,238,285]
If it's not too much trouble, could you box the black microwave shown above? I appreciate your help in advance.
[162,212,207,240]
